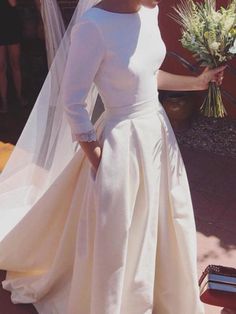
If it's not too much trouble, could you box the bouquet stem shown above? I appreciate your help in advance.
[200,82,227,118]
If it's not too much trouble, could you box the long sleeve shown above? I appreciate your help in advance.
[62,18,106,142]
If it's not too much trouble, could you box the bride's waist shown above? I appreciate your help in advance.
[103,97,162,120]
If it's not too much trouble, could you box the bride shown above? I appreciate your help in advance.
[0,0,225,313]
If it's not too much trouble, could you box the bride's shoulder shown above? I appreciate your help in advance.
[72,8,101,28]
[70,9,106,43]
[81,6,106,23]
[71,6,107,33]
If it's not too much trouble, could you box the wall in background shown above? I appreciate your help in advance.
[57,0,78,25]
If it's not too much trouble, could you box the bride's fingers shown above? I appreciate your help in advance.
[200,66,226,88]
[211,70,224,84]
[209,66,226,82]
[216,70,224,78]
[215,74,224,85]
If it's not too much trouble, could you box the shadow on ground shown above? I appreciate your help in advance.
[181,147,236,251]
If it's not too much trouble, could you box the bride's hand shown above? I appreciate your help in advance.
[197,65,227,90]
[79,140,102,171]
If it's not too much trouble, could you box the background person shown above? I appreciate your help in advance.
[0,0,25,113]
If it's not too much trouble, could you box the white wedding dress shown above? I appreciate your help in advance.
[0,5,205,314]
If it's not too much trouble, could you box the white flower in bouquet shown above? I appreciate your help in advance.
[209,41,221,53]
[222,16,235,32]
[229,39,236,53]
[212,11,222,23]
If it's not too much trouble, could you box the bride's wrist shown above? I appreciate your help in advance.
[194,75,208,91]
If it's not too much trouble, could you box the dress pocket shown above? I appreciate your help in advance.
[89,140,104,184]
[89,157,102,184]
[90,166,98,182]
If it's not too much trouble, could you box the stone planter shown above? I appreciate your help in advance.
[162,92,194,131]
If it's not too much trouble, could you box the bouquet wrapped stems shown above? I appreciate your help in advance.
[201,82,227,118]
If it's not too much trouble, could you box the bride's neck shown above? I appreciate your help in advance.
[96,0,141,13]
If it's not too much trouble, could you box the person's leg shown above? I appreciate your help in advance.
[0,45,8,112]
[7,43,26,106]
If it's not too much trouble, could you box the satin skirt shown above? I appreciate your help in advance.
[0,99,205,314]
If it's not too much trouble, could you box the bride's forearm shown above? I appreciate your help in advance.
[157,70,204,91]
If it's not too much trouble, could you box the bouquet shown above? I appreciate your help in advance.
[172,0,236,117]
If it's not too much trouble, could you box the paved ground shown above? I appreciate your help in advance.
[0,106,235,314]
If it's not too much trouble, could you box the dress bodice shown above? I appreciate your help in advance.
[87,6,166,108]
[62,5,166,141]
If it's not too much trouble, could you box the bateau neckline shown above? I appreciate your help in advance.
[91,6,143,15]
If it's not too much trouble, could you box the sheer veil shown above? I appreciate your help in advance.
[39,0,66,67]
[0,0,102,241]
